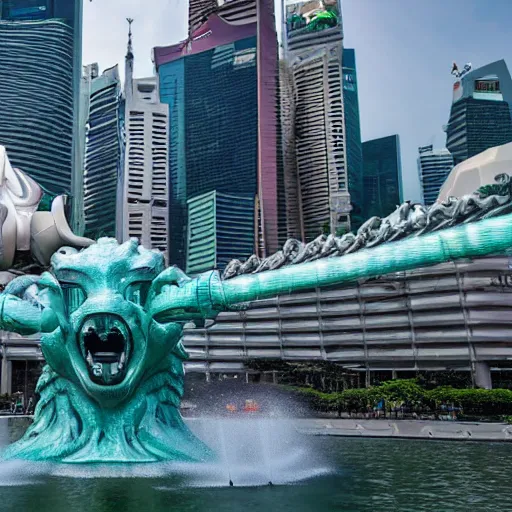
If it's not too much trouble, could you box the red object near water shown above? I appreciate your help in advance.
[243,400,260,413]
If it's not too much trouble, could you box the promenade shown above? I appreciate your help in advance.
[294,418,512,441]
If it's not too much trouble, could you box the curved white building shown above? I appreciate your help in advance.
[182,255,511,389]
[438,141,512,202]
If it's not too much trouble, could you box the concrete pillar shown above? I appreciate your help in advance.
[392,370,398,380]
[1,355,12,395]
[474,362,492,389]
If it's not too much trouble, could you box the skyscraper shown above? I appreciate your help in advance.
[120,25,170,262]
[342,48,363,230]
[446,60,512,166]
[283,0,350,240]
[0,0,83,226]
[82,64,123,239]
[279,60,303,241]
[186,191,255,274]
[154,0,280,270]
[362,135,403,220]
[417,145,453,206]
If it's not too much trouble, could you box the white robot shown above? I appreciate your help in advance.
[0,146,93,272]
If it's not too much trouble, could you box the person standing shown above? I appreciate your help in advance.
[25,396,34,415]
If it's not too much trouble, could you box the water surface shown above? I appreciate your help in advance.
[1,418,511,512]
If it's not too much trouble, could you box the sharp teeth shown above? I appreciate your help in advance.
[92,363,103,377]
[118,352,126,371]
[87,351,93,367]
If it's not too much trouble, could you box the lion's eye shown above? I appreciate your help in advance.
[61,284,87,315]
[124,282,151,306]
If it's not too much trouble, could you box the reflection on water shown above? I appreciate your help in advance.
[1,418,512,511]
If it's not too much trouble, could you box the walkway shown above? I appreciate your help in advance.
[294,418,512,441]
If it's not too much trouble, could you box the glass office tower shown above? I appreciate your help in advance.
[186,191,255,274]
[362,134,403,220]
[446,60,512,165]
[155,0,280,269]
[0,0,82,222]
[82,64,123,239]
[417,145,453,206]
[342,48,364,230]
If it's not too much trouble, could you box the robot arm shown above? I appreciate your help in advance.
[0,145,94,270]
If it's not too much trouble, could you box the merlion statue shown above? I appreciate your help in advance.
[0,146,93,273]
[0,144,512,463]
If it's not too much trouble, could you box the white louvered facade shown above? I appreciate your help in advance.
[289,42,350,240]
[189,0,257,33]
[279,60,303,240]
[120,76,169,262]
[216,0,257,24]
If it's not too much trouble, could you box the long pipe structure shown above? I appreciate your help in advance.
[149,212,512,322]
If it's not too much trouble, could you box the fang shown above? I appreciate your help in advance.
[118,352,126,371]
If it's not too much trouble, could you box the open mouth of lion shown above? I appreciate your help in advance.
[78,314,132,386]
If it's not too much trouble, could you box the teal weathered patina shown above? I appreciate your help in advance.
[0,239,213,463]
[1,209,512,462]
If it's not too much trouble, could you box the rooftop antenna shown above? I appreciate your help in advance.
[126,18,134,58]
[124,18,135,104]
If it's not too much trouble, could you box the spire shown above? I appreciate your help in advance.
[125,18,134,104]
[126,18,134,60]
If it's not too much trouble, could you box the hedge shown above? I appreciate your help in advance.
[290,380,512,418]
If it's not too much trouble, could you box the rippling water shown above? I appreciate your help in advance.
[1,418,512,511]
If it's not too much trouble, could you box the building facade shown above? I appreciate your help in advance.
[283,0,350,240]
[119,35,170,262]
[0,0,83,229]
[82,64,123,239]
[186,191,255,274]
[342,48,363,230]
[446,60,512,166]
[154,0,280,270]
[362,135,403,220]
[279,60,304,240]
[417,145,453,206]
[0,18,73,195]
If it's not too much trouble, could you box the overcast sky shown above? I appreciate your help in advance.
[83,0,512,202]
